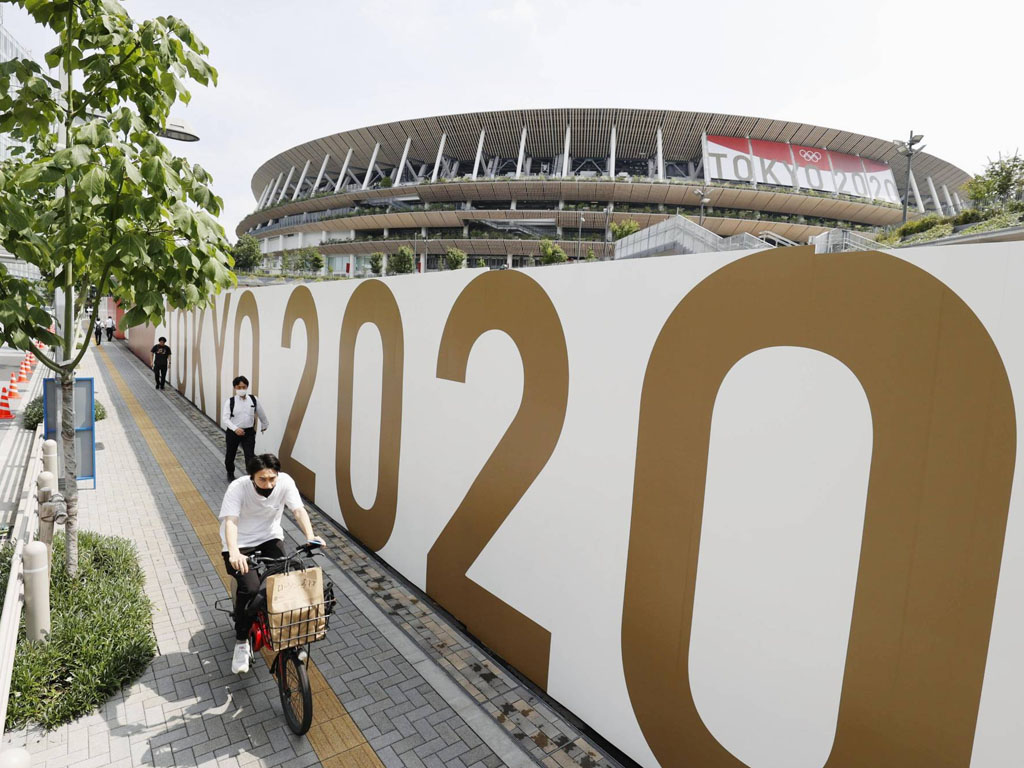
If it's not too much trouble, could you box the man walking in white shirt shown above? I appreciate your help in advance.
[222,375,270,482]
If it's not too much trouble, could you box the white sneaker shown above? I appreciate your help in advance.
[231,641,250,674]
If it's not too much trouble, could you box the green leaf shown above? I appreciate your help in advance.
[140,157,164,187]
[80,166,108,196]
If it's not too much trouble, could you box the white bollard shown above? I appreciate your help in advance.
[0,747,32,767]
[41,439,58,478]
[23,541,50,643]
[36,471,56,560]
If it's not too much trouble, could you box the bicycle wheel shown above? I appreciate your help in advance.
[278,649,313,735]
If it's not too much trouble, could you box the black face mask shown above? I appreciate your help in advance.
[253,483,273,498]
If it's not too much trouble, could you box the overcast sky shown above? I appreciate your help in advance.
[2,0,1021,240]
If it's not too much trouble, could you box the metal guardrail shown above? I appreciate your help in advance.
[811,228,886,253]
[0,424,43,741]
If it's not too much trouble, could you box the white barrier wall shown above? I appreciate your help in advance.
[142,243,1024,768]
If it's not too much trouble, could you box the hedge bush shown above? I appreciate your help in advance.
[0,542,13,614]
[893,214,943,240]
[20,396,106,431]
[6,531,156,730]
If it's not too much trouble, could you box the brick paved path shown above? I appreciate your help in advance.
[2,341,625,768]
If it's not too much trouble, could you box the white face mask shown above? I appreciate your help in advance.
[235,388,247,398]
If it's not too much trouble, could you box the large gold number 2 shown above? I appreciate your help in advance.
[428,270,569,690]
[335,280,404,551]
[622,247,1016,768]
[280,285,319,499]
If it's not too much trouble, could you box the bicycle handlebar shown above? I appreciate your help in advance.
[246,541,323,568]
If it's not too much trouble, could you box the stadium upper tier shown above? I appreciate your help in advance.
[238,108,972,269]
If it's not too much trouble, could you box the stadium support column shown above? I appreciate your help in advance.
[656,126,664,181]
[431,133,447,182]
[291,158,311,201]
[942,183,957,214]
[276,165,295,204]
[953,191,964,213]
[396,136,412,185]
[256,180,272,209]
[312,153,330,196]
[608,124,616,178]
[908,170,926,213]
[263,171,283,209]
[926,175,944,215]
[335,147,354,193]
[363,143,380,189]
[515,126,527,178]
[561,123,571,178]
[472,130,486,180]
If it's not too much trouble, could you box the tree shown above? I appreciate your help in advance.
[610,219,641,240]
[303,249,324,273]
[230,234,262,272]
[369,252,384,275]
[475,258,486,268]
[0,1,231,574]
[387,245,414,275]
[965,153,1024,208]
[586,247,597,261]
[539,239,568,264]
[284,246,322,273]
[444,246,466,270]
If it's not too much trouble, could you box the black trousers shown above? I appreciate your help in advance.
[153,364,167,388]
[223,538,286,640]
[105,327,113,341]
[225,427,256,475]
[93,327,102,345]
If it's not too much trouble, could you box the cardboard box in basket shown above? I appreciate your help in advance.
[266,566,327,650]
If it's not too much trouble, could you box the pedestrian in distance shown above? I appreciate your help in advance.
[93,322,102,345]
[150,336,171,390]
[105,315,115,341]
[219,453,325,674]
[222,375,269,482]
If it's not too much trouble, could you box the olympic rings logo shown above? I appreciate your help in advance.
[798,149,822,162]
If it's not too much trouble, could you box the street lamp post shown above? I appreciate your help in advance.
[693,187,711,227]
[578,212,585,260]
[894,131,925,225]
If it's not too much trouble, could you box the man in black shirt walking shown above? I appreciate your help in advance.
[150,337,171,389]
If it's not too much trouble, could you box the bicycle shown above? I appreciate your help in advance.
[216,541,336,734]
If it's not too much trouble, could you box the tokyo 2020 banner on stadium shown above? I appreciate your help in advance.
[133,243,1024,768]
[703,134,902,204]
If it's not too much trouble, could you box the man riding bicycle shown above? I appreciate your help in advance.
[219,453,325,674]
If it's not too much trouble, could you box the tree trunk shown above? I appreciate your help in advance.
[60,369,79,576]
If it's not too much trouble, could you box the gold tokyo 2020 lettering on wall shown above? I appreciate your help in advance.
[280,285,319,499]
[190,308,206,413]
[335,279,404,552]
[175,308,187,394]
[232,290,261,394]
[210,294,232,413]
[622,247,1016,768]
[428,270,569,690]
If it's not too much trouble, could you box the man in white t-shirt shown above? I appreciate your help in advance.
[220,453,324,674]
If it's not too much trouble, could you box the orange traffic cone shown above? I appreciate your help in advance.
[0,388,13,419]
[17,362,29,383]
[8,374,20,399]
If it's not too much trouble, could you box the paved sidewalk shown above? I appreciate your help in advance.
[3,341,623,768]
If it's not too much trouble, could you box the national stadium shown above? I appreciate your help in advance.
[236,108,971,274]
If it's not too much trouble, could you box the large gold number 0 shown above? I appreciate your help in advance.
[280,285,319,499]
[232,290,261,393]
[622,247,1016,767]
[335,280,404,551]
[428,270,569,690]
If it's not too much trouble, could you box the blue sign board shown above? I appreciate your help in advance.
[43,377,97,488]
